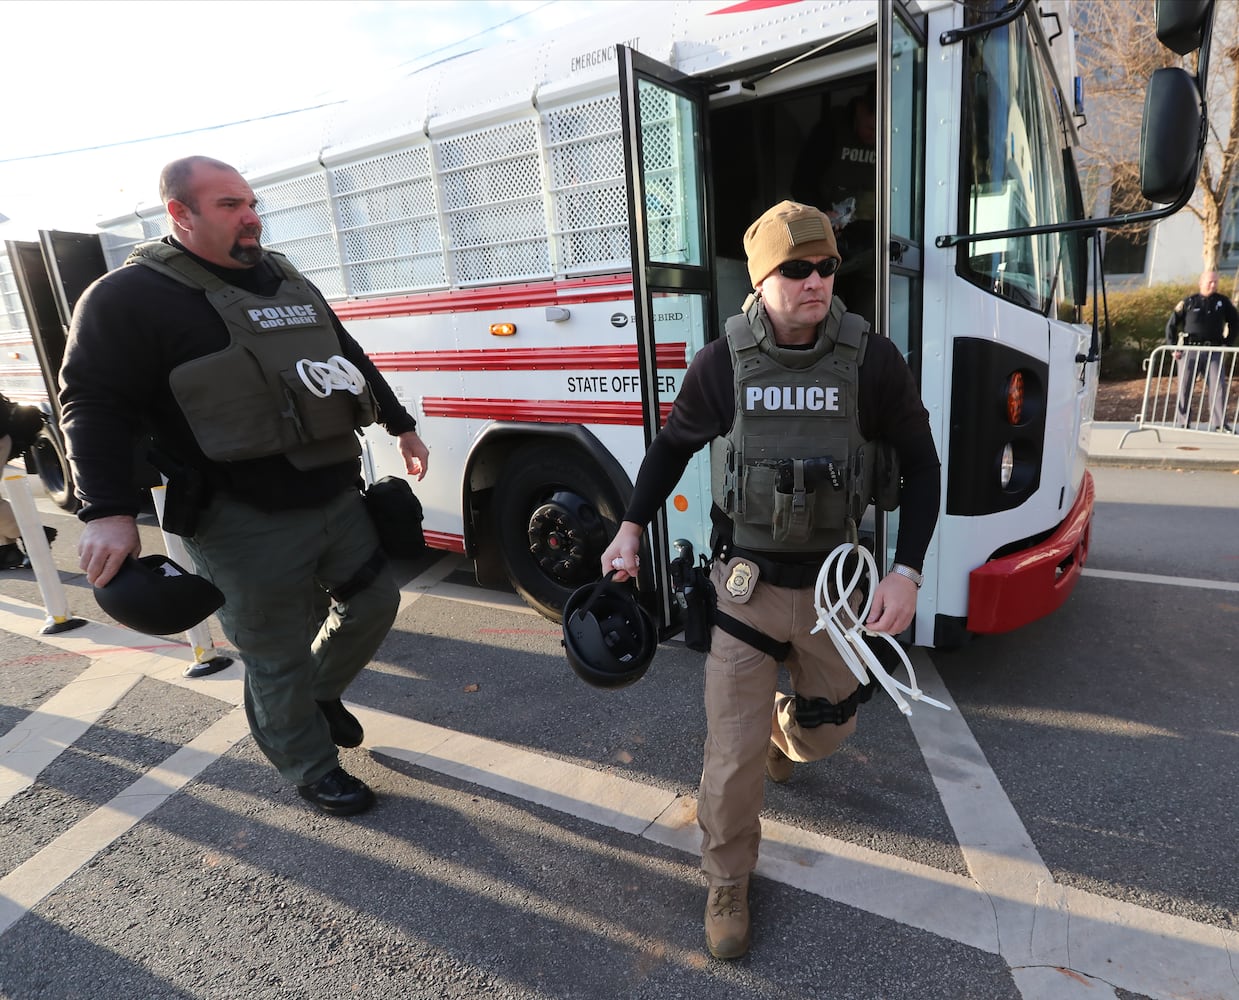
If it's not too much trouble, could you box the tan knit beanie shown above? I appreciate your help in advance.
[743,200,840,287]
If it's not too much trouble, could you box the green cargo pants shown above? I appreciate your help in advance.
[186,488,399,785]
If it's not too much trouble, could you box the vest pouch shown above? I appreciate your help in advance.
[278,369,376,444]
[771,463,815,544]
[772,488,814,543]
[169,346,292,462]
[740,463,777,534]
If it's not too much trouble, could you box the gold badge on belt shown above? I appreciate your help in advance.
[726,561,754,598]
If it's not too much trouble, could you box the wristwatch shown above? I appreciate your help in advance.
[890,563,924,589]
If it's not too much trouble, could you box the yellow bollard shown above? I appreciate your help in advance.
[150,484,234,678]
[0,472,85,634]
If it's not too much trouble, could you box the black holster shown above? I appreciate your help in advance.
[671,544,715,653]
[148,448,211,537]
[682,568,716,652]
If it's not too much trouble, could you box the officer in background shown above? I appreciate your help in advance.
[0,392,57,569]
[1166,269,1238,432]
[600,201,940,960]
[791,82,878,323]
[60,155,430,817]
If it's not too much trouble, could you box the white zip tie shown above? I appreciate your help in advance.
[809,543,950,716]
[295,355,366,397]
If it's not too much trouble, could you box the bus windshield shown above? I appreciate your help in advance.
[959,13,1077,315]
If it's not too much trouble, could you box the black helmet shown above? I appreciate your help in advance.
[562,573,657,689]
[93,555,225,636]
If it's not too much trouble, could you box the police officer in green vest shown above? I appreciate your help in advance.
[60,156,430,817]
[601,200,940,960]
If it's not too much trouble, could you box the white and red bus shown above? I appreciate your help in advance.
[2,0,1213,647]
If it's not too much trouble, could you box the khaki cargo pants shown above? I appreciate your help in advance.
[697,555,862,883]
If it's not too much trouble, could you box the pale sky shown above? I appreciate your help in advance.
[0,0,601,237]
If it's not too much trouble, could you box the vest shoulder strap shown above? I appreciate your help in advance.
[126,242,305,292]
[125,241,229,292]
[725,303,870,366]
[263,250,303,283]
[834,311,870,365]
[725,311,758,351]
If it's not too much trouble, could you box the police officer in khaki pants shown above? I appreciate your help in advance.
[601,201,940,959]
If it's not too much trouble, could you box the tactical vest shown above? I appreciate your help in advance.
[710,297,874,553]
[1180,294,1228,344]
[128,243,376,470]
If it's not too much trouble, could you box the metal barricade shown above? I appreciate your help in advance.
[1119,344,1239,447]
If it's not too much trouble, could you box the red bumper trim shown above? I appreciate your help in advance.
[966,471,1094,634]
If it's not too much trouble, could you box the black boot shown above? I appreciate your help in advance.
[297,766,375,816]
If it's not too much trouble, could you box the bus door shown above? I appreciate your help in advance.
[882,3,929,638]
[617,45,715,633]
[4,231,107,510]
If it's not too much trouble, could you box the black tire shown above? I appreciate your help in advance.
[492,443,624,621]
[28,425,80,512]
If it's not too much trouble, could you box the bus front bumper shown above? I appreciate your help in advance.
[965,471,1094,634]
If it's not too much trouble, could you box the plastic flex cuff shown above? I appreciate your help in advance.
[296,355,366,397]
[810,543,950,717]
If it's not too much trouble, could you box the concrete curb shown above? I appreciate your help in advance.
[1087,422,1239,472]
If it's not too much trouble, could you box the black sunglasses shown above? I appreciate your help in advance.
[777,258,840,280]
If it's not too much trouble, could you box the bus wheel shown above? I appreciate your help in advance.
[493,444,622,621]
[28,425,80,512]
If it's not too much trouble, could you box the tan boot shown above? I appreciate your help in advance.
[766,739,793,783]
[704,876,751,959]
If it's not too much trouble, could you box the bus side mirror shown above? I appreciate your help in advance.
[1157,0,1213,55]
[1139,67,1203,204]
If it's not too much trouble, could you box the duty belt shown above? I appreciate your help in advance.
[712,538,825,589]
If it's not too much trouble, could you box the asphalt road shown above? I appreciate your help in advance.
[0,465,1236,1000]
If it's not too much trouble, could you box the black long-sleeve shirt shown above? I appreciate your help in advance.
[60,239,416,521]
[625,329,940,571]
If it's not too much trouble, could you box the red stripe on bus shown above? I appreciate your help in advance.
[421,398,673,424]
[423,530,466,554]
[710,0,802,13]
[332,274,633,320]
[369,342,687,371]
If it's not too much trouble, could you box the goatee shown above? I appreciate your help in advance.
[230,242,264,266]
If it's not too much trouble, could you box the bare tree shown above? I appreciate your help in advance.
[1075,0,1239,273]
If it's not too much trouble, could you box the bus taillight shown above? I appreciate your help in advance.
[1005,372,1025,424]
